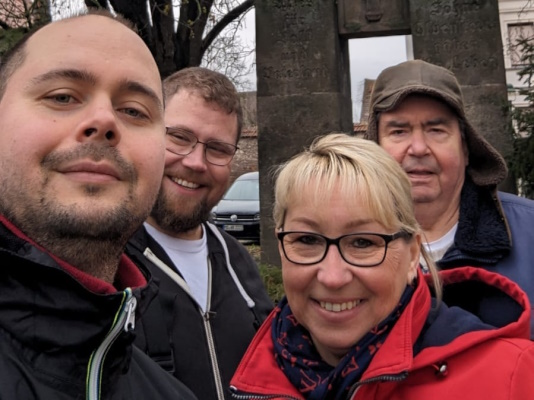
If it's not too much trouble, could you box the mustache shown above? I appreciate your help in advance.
[41,143,137,182]
[401,159,440,173]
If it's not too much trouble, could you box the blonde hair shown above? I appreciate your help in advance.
[273,133,442,301]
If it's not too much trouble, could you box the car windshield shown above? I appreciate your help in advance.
[224,179,259,201]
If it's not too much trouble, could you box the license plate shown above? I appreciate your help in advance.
[224,224,244,232]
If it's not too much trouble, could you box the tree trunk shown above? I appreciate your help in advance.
[150,0,177,78]
[174,0,213,72]
[97,0,254,78]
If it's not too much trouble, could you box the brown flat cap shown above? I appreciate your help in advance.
[364,60,507,187]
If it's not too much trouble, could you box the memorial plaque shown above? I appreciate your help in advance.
[338,0,411,38]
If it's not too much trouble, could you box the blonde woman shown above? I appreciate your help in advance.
[230,134,534,400]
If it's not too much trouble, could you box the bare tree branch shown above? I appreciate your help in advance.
[201,0,253,56]
[0,0,255,88]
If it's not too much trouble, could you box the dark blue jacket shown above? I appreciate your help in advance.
[439,178,534,337]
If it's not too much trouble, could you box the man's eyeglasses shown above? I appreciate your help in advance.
[166,127,239,166]
[277,230,411,267]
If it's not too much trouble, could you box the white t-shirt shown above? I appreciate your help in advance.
[144,223,209,312]
[420,223,458,271]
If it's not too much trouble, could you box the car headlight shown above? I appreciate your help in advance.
[210,211,217,220]
[254,214,260,221]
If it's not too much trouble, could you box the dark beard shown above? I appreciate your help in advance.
[150,186,211,234]
[0,143,154,283]
[1,193,145,284]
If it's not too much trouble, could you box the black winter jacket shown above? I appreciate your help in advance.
[0,218,197,400]
[126,222,274,400]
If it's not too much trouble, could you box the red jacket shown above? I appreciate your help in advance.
[230,267,534,400]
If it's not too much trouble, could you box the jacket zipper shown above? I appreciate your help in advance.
[229,372,408,400]
[203,260,226,400]
[86,288,137,400]
[204,310,225,399]
[230,386,302,400]
[348,371,408,399]
[144,248,226,400]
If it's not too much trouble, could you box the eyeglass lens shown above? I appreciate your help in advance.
[166,128,236,165]
[281,232,389,267]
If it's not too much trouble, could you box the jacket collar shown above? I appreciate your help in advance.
[230,307,304,399]
[0,215,147,293]
[362,267,530,376]
[231,267,530,396]
[230,271,431,398]
[457,179,510,252]
[440,178,511,266]
[0,219,159,383]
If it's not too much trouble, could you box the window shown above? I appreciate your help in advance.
[508,22,534,67]
[223,179,259,201]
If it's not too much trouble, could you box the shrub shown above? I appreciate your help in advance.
[247,243,285,304]
[258,263,284,304]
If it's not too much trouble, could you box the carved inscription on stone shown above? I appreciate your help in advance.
[256,1,332,94]
[267,0,314,9]
[410,0,505,84]
[428,0,482,16]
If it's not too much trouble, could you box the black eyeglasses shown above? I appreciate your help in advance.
[166,127,239,166]
[277,230,411,267]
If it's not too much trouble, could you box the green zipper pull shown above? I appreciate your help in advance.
[86,288,137,400]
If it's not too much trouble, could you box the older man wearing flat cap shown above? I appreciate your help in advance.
[366,59,534,337]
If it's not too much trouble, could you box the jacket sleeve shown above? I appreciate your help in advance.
[510,344,534,399]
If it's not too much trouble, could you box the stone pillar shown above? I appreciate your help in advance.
[409,0,515,192]
[255,0,353,266]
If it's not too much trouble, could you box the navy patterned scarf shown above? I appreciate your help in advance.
[272,284,415,400]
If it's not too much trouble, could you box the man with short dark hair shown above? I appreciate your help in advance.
[126,67,273,400]
[0,11,196,399]
[365,59,534,336]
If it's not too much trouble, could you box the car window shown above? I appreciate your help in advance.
[224,179,259,201]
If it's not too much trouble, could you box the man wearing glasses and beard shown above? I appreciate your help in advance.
[126,67,273,400]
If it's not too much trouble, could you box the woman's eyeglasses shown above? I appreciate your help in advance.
[277,230,411,267]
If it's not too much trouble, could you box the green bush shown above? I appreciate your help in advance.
[509,134,534,198]
[258,263,284,304]
[246,243,285,304]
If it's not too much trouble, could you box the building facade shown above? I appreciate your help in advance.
[499,0,534,109]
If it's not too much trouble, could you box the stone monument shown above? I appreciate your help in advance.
[257,0,512,265]
[255,0,353,265]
